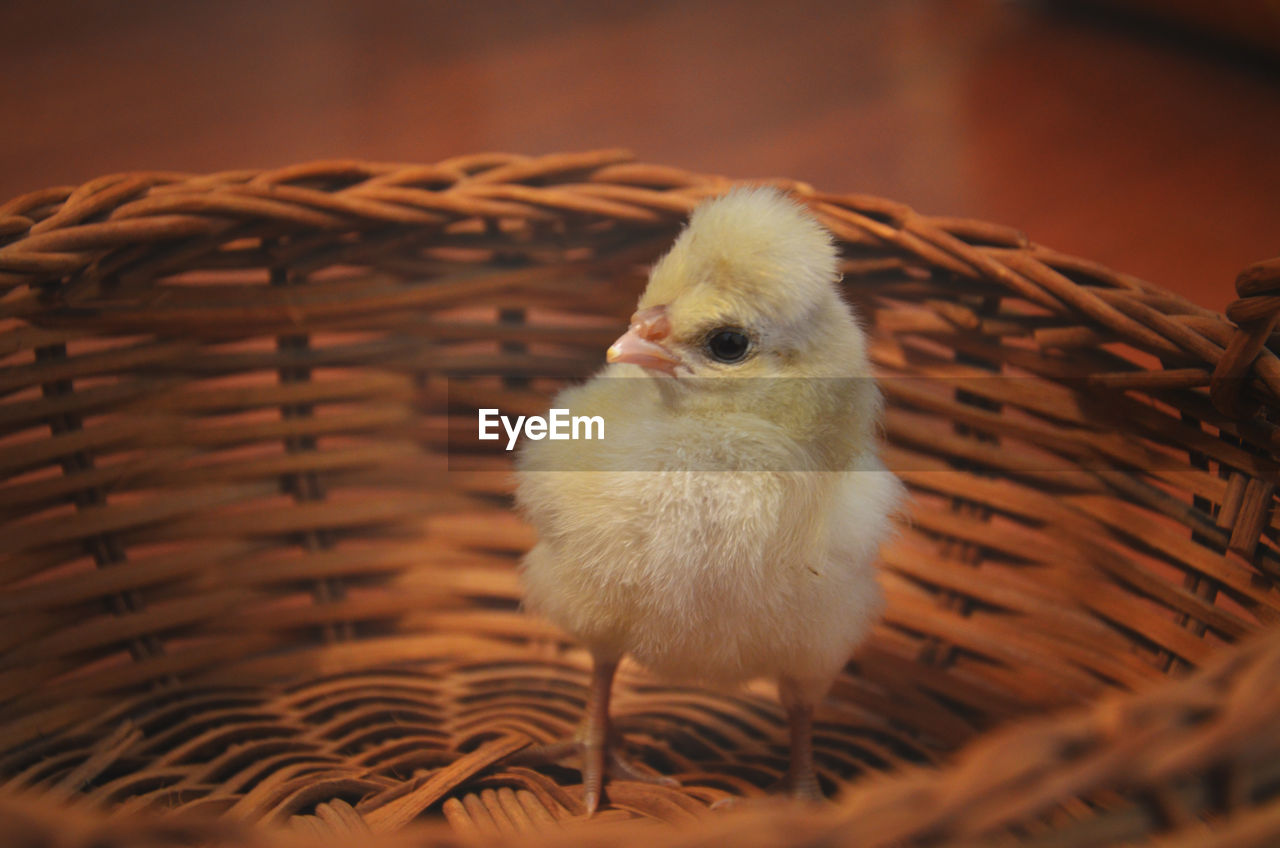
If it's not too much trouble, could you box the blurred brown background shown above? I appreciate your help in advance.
[1,0,1276,312]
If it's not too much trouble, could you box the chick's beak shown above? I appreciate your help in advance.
[606,305,681,376]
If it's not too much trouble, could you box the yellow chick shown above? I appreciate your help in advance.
[513,187,903,813]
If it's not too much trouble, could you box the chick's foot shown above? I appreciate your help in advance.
[509,731,678,814]
[504,657,677,816]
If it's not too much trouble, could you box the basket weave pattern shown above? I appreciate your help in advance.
[0,150,1277,844]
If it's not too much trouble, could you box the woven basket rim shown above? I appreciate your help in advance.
[1,149,1273,422]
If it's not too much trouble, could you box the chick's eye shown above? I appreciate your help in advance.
[705,328,751,363]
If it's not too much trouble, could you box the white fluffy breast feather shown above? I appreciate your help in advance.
[515,374,903,698]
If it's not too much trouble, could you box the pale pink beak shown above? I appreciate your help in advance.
[606,304,682,376]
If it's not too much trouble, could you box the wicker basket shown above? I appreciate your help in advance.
[0,150,1277,846]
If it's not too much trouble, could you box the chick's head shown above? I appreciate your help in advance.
[606,187,880,463]
[610,187,866,381]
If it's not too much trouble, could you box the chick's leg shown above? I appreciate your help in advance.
[778,677,824,801]
[579,655,615,814]
[507,654,675,816]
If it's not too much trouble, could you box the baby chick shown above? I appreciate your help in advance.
[513,187,903,813]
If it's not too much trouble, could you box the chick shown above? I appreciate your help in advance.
[513,187,903,813]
